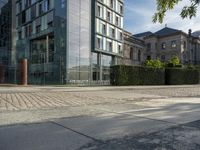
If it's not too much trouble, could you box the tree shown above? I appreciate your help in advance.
[153,0,200,23]
[145,59,164,68]
[169,56,180,66]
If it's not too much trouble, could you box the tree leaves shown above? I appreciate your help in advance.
[153,0,200,23]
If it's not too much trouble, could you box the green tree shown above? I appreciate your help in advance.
[170,56,180,66]
[153,0,200,23]
[145,59,164,68]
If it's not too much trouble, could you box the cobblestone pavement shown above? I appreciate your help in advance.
[0,85,200,112]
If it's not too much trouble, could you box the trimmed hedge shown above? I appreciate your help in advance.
[111,65,200,86]
[110,65,165,86]
[165,68,199,85]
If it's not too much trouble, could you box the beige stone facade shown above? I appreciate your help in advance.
[144,33,188,63]
[123,30,145,65]
[134,27,200,65]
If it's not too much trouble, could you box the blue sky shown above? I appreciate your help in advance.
[124,0,200,34]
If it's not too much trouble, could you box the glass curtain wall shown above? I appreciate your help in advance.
[67,0,91,84]
[54,0,67,84]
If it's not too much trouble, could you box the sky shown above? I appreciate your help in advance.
[124,0,200,34]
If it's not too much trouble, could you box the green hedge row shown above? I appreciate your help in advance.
[165,68,199,85]
[110,65,165,86]
[110,65,200,86]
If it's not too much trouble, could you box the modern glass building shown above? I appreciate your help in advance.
[16,0,124,85]
[0,0,16,83]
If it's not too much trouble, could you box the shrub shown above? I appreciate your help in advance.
[110,65,165,86]
[111,65,200,86]
[165,68,199,85]
[145,59,164,69]
[169,56,180,66]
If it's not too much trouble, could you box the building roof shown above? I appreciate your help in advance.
[134,31,153,38]
[154,27,181,36]
[133,27,188,39]
[192,31,200,38]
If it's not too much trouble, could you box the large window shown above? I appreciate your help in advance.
[101,55,112,80]
[30,35,54,64]
[171,40,177,48]
[162,42,166,49]
[147,43,151,51]
[96,36,103,49]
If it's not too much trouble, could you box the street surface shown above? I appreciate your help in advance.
[0,85,200,150]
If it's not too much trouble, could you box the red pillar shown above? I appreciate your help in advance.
[18,59,28,85]
[0,64,5,83]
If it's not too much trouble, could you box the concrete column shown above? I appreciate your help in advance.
[99,53,102,81]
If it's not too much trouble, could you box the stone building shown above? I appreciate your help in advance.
[123,30,145,65]
[134,27,200,65]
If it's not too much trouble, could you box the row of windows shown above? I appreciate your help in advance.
[16,0,54,27]
[146,40,187,51]
[17,11,53,39]
[16,0,54,14]
[96,18,123,41]
[30,36,54,64]
[96,35,122,54]
[97,0,123,15]
[129,48,141,62]
[161,41,178,49]
[97,2,123,28]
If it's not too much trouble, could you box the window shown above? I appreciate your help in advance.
[138,50,141,61]
[171,41,176,48]
[18,31,22,40]
[162,42,166,49]
[101,23,106,35]
[97,5,102,17]
[107,11,112,22]
[184,41,187,49]
[31,5,36,19]
[119,32,123,40]
[109,27,115,38]
[119,4,123,14]
[161,55,165,61]
[110,0,114,8]
[147,55,151,60]
[17,2,22,13]
[112,28,115,38]
[39,3,43,15]
[48,21,53,28]
[107,41,112,52]
[36,25,41,33]
[130,47,133,60]
[48,37,54,62]
[96,37,103,49]
[116,16,119,26]
[22,11,26,24]
[147,43,151,51]
[118,44,122,54]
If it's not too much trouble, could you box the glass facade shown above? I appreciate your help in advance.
[67,0,91,84]
[0,0,16,83]
[15,0,124,85]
